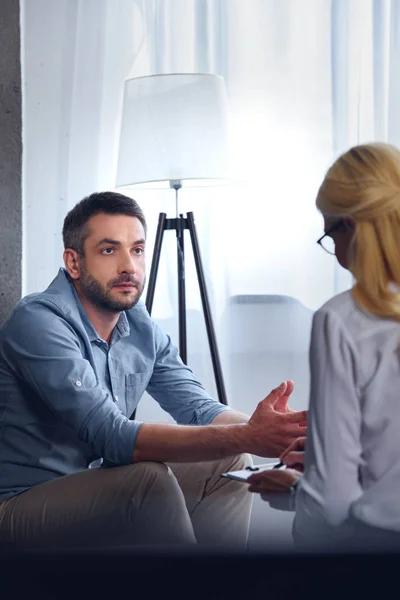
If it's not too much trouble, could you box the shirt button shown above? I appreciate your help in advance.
[114,395,119,403]
[75,380,82,387]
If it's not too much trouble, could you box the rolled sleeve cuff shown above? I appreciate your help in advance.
[103,419,144,465]
[192,403,233,426]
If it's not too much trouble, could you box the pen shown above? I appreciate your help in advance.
[272,461,285,469]
[245,461,286,472]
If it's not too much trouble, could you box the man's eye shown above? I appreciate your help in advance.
[134,247,144,255]
[101,248,114,255]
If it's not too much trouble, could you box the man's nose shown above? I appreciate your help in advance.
[118,252,136,274]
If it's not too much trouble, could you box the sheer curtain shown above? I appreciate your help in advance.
[22,0,400,404]
[22,0,400,543]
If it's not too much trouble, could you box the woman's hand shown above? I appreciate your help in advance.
[247,468,301,494]
[247,435,306,495]
[280,435,306,472]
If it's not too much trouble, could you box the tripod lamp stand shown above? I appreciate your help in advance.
[116,73,230,405]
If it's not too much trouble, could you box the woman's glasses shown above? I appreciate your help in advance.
[316,220,344,255]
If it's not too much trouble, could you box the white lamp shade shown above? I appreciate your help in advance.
[116,73,230,189]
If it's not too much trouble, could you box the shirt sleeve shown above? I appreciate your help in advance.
[146,321,232,425]
[2,299,141,465]
[292,308,363,547]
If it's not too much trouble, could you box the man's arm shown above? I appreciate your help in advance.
[6,301,305,467]
[146,321,234,426]
[133,381,307,462]
[2,300,141,465]
[144,321,306,453]
[140,319,307,461]
[133,421,247,462]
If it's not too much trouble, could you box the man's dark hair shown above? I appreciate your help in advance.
[62,191,147,256]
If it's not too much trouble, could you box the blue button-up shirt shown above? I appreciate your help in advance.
[0,269,231,503]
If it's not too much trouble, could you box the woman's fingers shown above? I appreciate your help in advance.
[247,469,300,494]
[282,450,305,467]
[280,436,306,461]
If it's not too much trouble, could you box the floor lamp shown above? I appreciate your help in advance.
[116,73,229,406]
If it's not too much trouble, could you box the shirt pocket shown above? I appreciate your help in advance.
[125,372,151,417]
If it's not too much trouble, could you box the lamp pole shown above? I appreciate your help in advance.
[144,186,228,405]
[170,179,187,362]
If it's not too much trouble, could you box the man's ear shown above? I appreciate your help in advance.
[63,249,81,280]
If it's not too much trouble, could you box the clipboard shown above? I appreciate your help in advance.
[221,461,285,483]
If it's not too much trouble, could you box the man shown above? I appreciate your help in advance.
[0,192,307,549]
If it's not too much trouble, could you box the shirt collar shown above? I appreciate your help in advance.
[115,311,130,338]
[45,268,131,343]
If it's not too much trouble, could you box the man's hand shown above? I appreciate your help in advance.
[246,381,307,457]
[273,379,295,413]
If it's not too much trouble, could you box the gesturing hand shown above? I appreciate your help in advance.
[247,381,307,457]
[273,380,295,413]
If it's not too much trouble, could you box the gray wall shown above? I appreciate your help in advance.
[0,0,22,325]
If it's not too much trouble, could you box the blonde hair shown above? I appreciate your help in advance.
[316,142,400,321]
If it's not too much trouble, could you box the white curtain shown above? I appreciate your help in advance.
[22,0,400,416]
[22,0,400,393]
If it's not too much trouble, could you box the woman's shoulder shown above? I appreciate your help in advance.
[314,288,400,344]
[316,289,357,321]
[313,289,375,344]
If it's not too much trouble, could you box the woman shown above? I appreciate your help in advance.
[249,142,400,550]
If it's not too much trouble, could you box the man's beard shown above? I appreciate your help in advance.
[79,261,145,312]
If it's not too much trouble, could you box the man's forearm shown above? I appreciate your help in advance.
[132,422,250,463]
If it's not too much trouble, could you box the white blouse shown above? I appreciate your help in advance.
[293,289,400,545]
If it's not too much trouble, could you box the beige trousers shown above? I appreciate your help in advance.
[0,454,253,549]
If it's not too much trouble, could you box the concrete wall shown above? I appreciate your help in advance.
[0,0,22,324]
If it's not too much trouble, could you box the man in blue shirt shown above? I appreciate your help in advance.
[0,192,306,549]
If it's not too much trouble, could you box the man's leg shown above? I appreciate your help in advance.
[0,462,196,549]
[168,454,253,548]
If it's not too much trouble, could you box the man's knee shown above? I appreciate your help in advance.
[130,460,170,478]
[224,453,253,471]
[208,453,253,479]
[121,461,182,499]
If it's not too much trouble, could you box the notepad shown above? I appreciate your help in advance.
[221,461,285,482]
